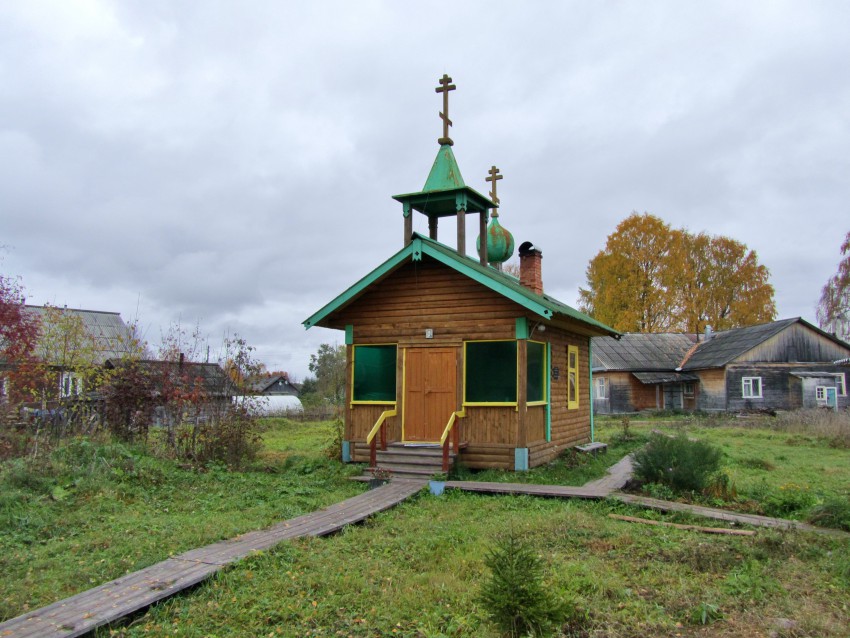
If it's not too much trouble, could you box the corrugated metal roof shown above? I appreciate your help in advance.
[592,333,695,371]
[680,318,799,370]
[23,306,135,364]
[633,371,700,384]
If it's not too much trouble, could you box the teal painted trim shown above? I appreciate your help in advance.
[589,339,595,443]
[344,325,354,345]
[342,441,351,463]
[514,447,529,471]
[303,233,618,336]
[420,243,554,320]
[546,342,552,442]
[303,239,423,328]
[515,318,529,339]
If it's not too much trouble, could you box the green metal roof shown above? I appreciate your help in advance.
[303,234,619,337]
[423,144,466,190]
[392,145,495,218]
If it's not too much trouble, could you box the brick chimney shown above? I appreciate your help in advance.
[518,241,543,295]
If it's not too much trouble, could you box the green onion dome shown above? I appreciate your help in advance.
[477,211,515,264]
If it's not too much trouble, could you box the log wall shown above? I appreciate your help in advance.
[329,256,594,470]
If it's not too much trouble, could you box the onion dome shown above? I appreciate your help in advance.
[477,210,515,265]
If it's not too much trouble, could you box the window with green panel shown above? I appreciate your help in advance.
[464,340,517,404]
[526,340,547,403]
[352,344,397,402]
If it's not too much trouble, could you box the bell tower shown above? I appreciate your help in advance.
[392,74,496,265]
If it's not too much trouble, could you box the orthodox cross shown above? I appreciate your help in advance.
[485,165,503,216]
[435,73,456,146]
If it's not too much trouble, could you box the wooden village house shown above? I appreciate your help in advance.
[0,305,135,406]
[304,76,618,473]
[592,318,850,414]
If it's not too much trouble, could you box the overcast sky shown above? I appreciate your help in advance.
[2,1,848,379]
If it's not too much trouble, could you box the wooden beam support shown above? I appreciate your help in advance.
[479,211,488,265]
[517,338,528,448]
[404,214,413,247]
[457,207,466,256]
[429,216,438,240]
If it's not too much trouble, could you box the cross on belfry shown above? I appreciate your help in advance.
[435,73,456,146]
[485,165,503,215]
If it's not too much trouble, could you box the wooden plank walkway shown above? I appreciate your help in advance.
[0,479,426,638]
[613,493,850,538]
[446,454,634,499]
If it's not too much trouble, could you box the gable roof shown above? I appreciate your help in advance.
[680,317,845,370]
[593,333,695,371]
[23,306,135,365]
[303,233,618,337]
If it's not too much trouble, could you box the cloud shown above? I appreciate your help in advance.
[2,1,849,378]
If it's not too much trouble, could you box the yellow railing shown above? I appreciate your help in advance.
[439,409,466,472]
[367,409,396,468]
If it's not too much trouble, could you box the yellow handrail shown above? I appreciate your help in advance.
[366,409,397,445]
[439,409,466,447]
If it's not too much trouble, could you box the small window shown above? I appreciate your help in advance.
[742,376,762,399]
[352,345,397,403]
[60,372,83,398]
[526,341,547,404]
[464,340,517,404]
[816,386,828,403]
[833,373,846,397]
[594,377,608,399]
[683,382,695,397]
[567,345,579,409]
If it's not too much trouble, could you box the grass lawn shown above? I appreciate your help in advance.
[2,414,849,636]
[0,419,362,622]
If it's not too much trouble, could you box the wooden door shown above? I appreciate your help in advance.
[404,348,457,442]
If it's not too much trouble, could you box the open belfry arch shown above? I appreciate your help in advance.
[304,76,619,473]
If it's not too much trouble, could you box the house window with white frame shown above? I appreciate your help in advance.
[60,372,83,398]
[594,376,608,399]
[815,386,828,403]
[742,376,762,399]
[833,373,846,397]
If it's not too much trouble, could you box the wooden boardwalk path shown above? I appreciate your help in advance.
[446,454,634,499]
[0,479,425,638]
[613,493,850,538]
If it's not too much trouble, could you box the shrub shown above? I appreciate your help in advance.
[632,432,723,493]
[478,531,571,637]
[807,496,850,532]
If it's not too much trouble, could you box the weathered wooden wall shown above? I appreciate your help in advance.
[725,364,849,412]
[737,323,850,364]
[696,369,726,411]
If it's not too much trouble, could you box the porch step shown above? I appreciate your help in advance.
[364,443,460,479]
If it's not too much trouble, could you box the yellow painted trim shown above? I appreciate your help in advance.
[439,409,466,447]
[350,401,397,406]
[463,401,518,407]
[527,401,548,407]
[366,409,397,445]
[401,347,407,441]
[567,345,579,410]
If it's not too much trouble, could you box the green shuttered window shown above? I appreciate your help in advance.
[465,340,517,404]
[352,344,397,403]
[527,340,546,404]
